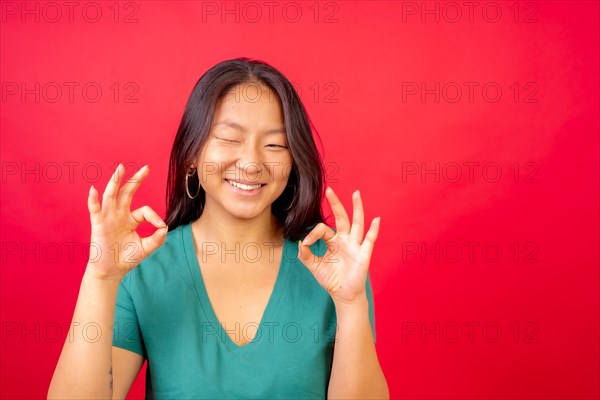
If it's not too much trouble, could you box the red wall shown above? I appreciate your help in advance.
[1,1,598,399]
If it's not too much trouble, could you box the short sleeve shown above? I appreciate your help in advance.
[112,274,147,358]
[366,272,377,343]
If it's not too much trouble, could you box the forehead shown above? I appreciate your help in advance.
[221,82,279,101]
[214,84,284,126]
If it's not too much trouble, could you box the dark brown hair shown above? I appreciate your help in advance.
[164,57,326,241]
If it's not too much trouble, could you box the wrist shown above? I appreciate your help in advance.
[333,293,369,316]
[84,265,125,285]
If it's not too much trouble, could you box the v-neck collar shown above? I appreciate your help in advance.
[182,222,290,354]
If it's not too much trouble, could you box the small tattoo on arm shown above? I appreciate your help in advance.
[109,367,113,392]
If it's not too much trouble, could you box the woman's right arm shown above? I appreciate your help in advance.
[47,163,168,399]
[47,268,129,399]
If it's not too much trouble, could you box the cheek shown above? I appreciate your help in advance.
[279,158,293,182]
[201,145,230,163]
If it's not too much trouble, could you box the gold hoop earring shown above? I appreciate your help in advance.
[283,184,297,211]
[185,167,201,200]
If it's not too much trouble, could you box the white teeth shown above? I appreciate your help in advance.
[227,180,262,191]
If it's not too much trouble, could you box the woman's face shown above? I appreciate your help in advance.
[194,83,293,221]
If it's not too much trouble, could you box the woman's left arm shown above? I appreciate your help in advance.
[298,187,389,399]
[328,296,389,399]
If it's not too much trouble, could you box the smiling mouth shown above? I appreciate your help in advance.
[225,179,266,191]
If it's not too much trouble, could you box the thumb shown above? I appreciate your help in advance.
[298,241,323,275]
[141,226,168,256]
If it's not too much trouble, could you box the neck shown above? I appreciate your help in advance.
[192,203,283,249]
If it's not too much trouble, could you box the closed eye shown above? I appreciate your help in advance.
[215,136,239,143]
[215,135,286,148]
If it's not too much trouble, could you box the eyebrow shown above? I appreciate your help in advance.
[213,119,285,135]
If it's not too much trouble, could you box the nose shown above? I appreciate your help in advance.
[234,136,265,181]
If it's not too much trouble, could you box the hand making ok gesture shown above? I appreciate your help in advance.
[298,187,381,306]
[86,164,168,280]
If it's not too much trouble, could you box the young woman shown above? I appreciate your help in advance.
[48,58,389,399]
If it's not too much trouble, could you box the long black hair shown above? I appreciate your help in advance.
[165,57,326,242]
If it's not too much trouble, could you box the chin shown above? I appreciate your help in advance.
[225,206,266,220]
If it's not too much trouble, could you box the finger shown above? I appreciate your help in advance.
[117,165,149,209]
[349,190,364,243]
[87,185,101,223]
[102,163,124,208]
[301,222,336,247]
[361,217,381,261]
[298,223,337,278]
[325,187,351,234]
[130,205,167,230]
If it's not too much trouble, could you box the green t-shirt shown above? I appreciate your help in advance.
[112,222,376,399]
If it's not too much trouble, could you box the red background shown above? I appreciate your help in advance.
[1,1,599,399]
